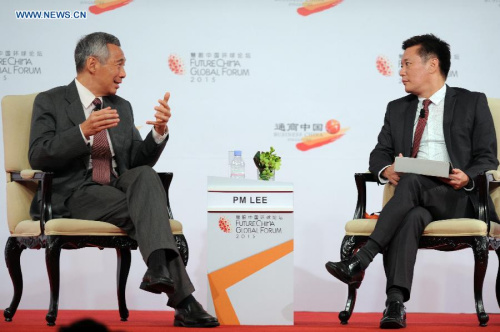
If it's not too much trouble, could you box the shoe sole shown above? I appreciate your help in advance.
[140,281,174,294]
[380,319,406,329]
[325,262,362,285]
[173,319,220,328]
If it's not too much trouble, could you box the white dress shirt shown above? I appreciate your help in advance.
[74,78,168,171]
[413,84,450,163]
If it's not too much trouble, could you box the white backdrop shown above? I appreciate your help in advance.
[1,0,500,315]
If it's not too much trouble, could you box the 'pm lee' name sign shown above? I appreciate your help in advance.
[208,192,293,212]
[233,196,268,204]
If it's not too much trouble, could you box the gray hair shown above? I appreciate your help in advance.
[74,32,121,73]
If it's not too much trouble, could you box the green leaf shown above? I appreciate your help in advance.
[254,146,281,179]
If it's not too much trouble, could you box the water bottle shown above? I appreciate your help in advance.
[230,150,245,179]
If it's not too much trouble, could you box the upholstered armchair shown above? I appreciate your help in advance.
[335,98,500,327]
[486,97,500,310]
[2,93,189,326]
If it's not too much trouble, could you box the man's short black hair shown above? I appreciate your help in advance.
[402,34,451,78]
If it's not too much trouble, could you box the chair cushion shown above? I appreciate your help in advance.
[345,219,377,236]
[45,219,128,236]
[345,218,487,237]
[12,220,42,237]
[490,221,500,238]
[422,218,487,236]
[12,218,184,237]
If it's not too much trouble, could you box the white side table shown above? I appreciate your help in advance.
[207,176,294,325]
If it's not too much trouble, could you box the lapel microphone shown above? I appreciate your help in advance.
[419,108,425,118]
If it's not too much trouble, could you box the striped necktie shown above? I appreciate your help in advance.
[411,99,431,158]
[90,98,111,185]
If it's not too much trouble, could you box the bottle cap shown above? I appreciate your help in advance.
[234,150,242,156]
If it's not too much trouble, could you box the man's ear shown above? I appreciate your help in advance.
[86,56,98,74]
[427,57,439,74]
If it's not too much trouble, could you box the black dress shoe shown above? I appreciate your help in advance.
[380,301,406,329]
[325,256,364,284]
[140,267,175,294]
[174,300,220,328]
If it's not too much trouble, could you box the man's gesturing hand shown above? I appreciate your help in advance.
[147,92,171,136]
[81,107,120,139]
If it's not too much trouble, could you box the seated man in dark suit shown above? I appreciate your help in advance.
[28,32,219,328]
[325,34,498,329]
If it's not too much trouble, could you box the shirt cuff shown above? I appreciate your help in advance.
[464,178,475,191]
[378,165,391,184]
[152,127,168,144]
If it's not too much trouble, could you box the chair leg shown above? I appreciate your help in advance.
[174,234,189,266]
[338,235,366,325]
[45,239,61,326]
[472,237,489,327]
[339,282,362,325]
[4,238,24,322]
[116,248,131,322]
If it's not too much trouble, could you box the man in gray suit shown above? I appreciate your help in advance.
[325,34,498,329]
[29,32,219,328]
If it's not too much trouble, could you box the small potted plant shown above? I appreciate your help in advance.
[253,146,282,180]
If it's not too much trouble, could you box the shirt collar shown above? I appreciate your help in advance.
[74,78,101,109]
[418,84,446,106]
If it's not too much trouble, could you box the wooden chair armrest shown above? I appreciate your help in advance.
[476,172,489,224]
[11,170,45,181]
[353,172,377,219]
[480,170,500,225]
[157,172,174,219]
[486,170,500,183]
[9,170,53,235]
[479,170,500,233]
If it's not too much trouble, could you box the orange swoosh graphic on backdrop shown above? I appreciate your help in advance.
[89,0,133,15]
[297,0,343,16]
[296,127,349,151]
[208,240,294,325]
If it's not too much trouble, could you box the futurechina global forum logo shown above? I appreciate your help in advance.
[376,55,393,77]
[218,215,284,239]
[218,217,232,234]
[167,52,251,83]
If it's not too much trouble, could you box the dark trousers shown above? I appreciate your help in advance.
[66,165,194,307]
[369,174,475,301]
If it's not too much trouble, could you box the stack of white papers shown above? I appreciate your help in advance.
[394,157,452,178]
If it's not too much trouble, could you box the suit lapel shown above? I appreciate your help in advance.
[443,85,456,162]
[403,96,419,156]
[65,81,86,126]
[64,81,91,169]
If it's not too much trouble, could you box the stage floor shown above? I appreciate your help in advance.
[1,310,499,331]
